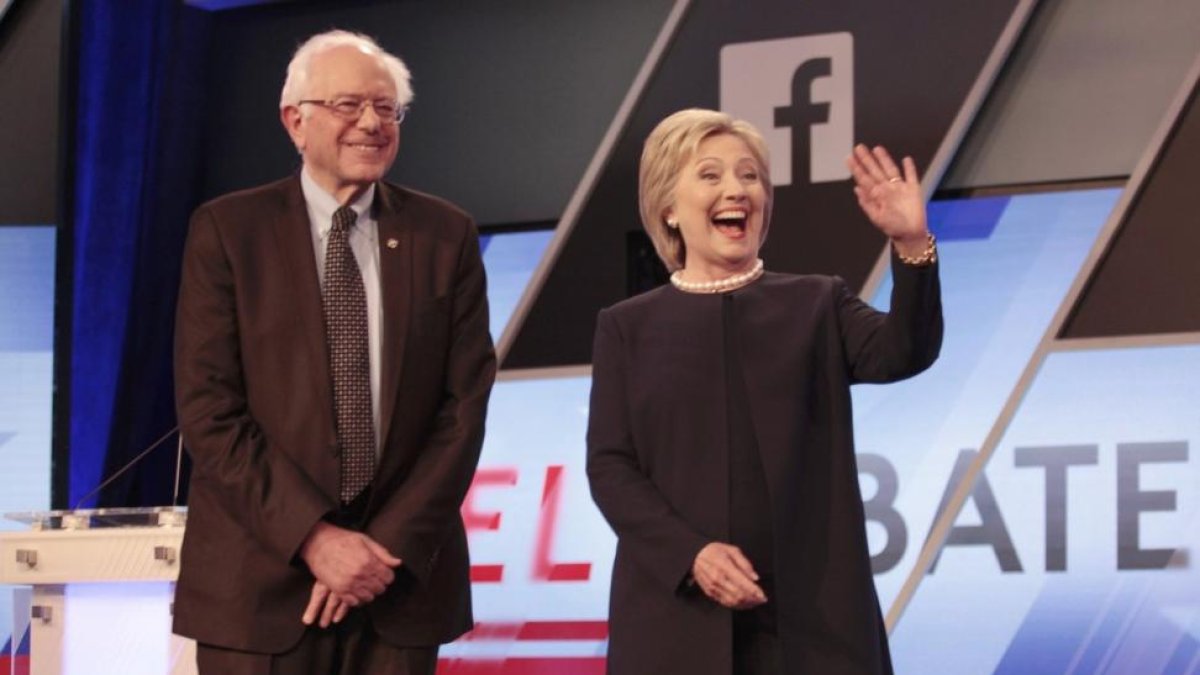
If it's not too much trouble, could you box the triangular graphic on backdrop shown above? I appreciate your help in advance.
[1062,81,1200,339]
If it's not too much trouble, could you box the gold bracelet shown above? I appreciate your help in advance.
[895,232,937,266]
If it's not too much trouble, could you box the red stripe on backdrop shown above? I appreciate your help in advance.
[458,621,608,641]
[545,563,591,581]
[2,654,32,675]
[470,564,505,582]
[517,621,608,641]
[438,657,606,674]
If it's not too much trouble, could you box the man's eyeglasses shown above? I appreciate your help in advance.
[297,97,408,124]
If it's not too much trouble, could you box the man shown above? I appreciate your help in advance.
[173,30,496,674]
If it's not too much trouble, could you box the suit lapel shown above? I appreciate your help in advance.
[271,178,337,452]
[374,184,412,452]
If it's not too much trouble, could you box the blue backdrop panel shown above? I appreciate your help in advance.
[0,225,55,660]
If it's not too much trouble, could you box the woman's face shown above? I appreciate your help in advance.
[665,133,767,280]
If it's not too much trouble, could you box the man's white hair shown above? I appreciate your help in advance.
[279,30,413,110]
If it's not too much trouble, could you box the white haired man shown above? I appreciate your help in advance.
[173,30,495,674]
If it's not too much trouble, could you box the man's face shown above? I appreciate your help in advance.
[282,45,400,203]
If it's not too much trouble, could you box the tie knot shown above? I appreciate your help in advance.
[332,206,357,234]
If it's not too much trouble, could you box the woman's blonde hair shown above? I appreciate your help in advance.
[638,108,773,271]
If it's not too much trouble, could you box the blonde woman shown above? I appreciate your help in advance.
[587,109,941,675]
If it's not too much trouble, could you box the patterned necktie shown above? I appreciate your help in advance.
[322,206,376,503]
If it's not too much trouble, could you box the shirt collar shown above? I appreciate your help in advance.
[300,168,377,239]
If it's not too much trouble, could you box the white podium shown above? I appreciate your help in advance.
[0,508,196,675]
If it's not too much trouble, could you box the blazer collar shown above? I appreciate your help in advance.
[270,177,338,495]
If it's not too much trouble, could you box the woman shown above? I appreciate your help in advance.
[586,108,942,674]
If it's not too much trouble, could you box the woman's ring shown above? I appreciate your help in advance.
[888,176,902,183]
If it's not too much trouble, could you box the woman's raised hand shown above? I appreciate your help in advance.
[846,144,929,255]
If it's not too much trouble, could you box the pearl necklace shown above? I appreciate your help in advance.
[670,258,765,294]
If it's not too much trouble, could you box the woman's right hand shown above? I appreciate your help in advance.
[692,542,767,610]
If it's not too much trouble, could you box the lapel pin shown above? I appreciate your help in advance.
[387,238,399,249]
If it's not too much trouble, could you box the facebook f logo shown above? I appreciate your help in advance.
[720,33,853,186]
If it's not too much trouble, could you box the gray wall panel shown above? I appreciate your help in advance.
[0,0,60,224]
[202,0,674,226]
[943,0,1200,190]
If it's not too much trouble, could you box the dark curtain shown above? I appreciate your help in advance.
[69,0,211,507]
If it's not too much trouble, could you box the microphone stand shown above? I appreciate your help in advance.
[173,433,185,507]
[72,425,181,511]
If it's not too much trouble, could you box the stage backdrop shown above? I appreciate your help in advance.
[878,62,1200,675]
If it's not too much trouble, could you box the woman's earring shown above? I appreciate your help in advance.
[666,219,679,229]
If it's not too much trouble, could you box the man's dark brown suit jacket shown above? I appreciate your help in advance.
[172,176,496,653]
